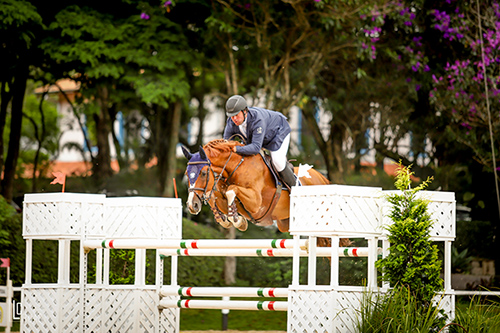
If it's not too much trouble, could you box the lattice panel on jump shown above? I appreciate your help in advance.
[288,289,333,333]
[23,193,105,239]
[84,287,164,333]
[290,185,383,236]
[435,293,455,322]
[105,197,182,239]
[22,287,82,332]
[159,296,180,332]
[85,288,104,331]
[335,291,363,333]
[382,190,455,240]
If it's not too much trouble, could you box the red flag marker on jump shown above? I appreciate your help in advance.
[0,258,9,267]
[50,172,66,192]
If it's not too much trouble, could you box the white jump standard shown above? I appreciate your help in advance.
[20,184,456,333]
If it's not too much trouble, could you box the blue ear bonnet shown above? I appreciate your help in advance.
[186,152,210,185]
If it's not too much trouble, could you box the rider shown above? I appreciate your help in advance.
[223,94,296,189]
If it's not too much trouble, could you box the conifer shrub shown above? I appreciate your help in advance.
[375,163,443,306]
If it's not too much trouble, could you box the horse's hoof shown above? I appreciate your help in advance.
[217,219,232,229]
[233,216,248,231]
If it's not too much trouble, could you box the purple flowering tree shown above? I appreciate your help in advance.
[429,1,500,216]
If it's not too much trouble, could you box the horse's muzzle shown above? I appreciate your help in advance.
[187,195,202,215]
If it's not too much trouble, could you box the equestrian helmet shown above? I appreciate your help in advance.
[225,95,247,117]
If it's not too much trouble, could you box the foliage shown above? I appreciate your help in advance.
[355,284,447,333]
[376,163,443,305]
[451,296,500,332]
[455,220,496,260]
[0,195,15,247]
[451,246,472,274]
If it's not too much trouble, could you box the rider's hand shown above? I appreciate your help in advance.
[233,146,237,153]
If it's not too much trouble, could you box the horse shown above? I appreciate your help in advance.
[182,139,351,249]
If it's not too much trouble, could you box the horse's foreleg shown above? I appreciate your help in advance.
[225,190,248,231]
[210,202,231,229]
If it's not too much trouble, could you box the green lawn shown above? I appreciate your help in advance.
[180,309,287,331]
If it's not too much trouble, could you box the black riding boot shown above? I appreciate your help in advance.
[279,164,297,190]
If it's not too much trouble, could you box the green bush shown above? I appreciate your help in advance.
[376,163,443,305]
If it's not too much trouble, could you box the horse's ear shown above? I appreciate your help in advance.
[199,146,207,160]
[181,145,192,160]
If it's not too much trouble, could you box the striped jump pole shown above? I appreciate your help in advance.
[159,299,288,311]
[159,247,382,258]
[83,238,307,251]
[160,286,288,298]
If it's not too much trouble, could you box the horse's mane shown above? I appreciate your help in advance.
[203,139,241,159]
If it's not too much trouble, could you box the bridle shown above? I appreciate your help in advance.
[187,151,245,205]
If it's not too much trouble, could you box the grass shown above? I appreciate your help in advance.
[450,296,500,332]
[180,308,287,331]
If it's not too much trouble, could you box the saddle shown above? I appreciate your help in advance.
[259,151,299,192]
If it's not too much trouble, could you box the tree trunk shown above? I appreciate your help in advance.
[157,101,182,197]
[300,100,345,183]
[224,227,236,285]
[1,69,28,202]
[93,85,114,188]
[0,81,12,178]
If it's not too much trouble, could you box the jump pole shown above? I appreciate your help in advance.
[159,299,288,312]
[160,286,288,298]
[83,238,307,251]
[158,247,381,258]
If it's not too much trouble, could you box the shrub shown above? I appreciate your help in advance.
[376,163,443,306]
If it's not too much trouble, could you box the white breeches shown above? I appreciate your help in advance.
[270,134,290,172]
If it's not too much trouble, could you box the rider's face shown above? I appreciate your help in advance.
[231,110,245,126]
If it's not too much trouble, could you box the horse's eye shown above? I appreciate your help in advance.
[201,170,207,177]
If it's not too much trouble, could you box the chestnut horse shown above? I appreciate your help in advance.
[182,139,330,233]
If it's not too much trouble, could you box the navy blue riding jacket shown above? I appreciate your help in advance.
[223,107,291,155]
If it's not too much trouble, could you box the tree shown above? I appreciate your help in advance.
[40,1,195,193]
[0,0,43,202]
[205,0,404,182]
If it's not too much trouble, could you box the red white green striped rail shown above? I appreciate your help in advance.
[83,238,307,251]
[159,299,288,311]
[160,286,288,298]
[158,247,381,257]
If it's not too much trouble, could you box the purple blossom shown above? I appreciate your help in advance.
[424,64,430,72]
[412,36,423,47]
[140,12,150,20]
[164,1,172,6]
[412,62,420,72]
[461,122,472,131]
[314,0,321,2]
[415,84,421,91]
